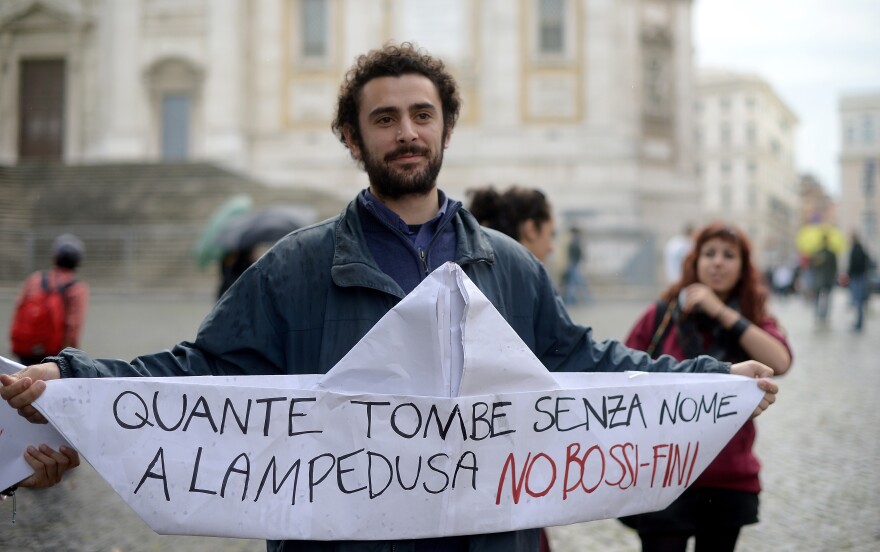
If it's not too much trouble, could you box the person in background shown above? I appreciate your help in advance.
[846,231,872,332]
[466,185,555,263]
[664,223,694,284]
[9,234,90,366]
[217,247,257,299]
[561,226,589,305]
[619,222,792,552]
[466,184,558,552]
[771,262,795,297]
[810,235,838,324]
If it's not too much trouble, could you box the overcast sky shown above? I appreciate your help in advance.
[693,0,880,196]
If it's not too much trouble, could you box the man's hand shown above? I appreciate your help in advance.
[730,360,778,418]
[0,362,61,424]
[1,362,80,488]
[19,444,81,489]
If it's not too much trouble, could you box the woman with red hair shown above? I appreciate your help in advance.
[620,222,792,552]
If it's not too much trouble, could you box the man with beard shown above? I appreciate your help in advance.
[2,43,778,552]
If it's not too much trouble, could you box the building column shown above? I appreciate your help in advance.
[204,0,247,168]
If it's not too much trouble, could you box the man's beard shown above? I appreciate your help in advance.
[362,143,444,200]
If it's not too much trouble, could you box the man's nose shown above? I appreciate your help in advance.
[397,120,417,142]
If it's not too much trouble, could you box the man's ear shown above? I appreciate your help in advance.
[443,121,455,149]
[342,125,362,160]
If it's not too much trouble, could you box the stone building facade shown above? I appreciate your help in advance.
[1,0,702,287]
[839,92,880,259]
[695,68,800,268]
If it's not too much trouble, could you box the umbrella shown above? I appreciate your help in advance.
[215,205,311,253]
[796,223,846,255]
[194,194,253,268]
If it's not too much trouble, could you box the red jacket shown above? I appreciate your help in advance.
[625,303,790,493]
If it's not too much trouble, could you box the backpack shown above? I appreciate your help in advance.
[10,271,76,358]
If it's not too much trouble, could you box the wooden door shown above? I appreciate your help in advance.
[19,59,65,161]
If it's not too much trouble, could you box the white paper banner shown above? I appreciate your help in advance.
[28,263,762,540]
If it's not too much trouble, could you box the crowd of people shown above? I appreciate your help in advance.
[3,39,873,552]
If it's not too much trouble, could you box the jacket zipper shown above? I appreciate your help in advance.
[418,248,429,275]
[363,199,460,281]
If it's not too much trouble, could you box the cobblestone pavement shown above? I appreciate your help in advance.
[1,289,878,551]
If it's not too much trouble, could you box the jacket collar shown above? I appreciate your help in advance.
[330,193,495,297]
[453,204,495,266]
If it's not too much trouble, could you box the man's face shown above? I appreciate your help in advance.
[344,74,451,199]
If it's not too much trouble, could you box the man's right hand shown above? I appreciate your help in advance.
[0,362,61,424]
[1,362,80,489]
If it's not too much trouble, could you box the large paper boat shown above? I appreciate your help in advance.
[31,263,762,540]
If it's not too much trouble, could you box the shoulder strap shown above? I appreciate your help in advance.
[37,271,76,294]
[47,272,77,308]
[645,300,676,358]
[58,278,78,294]
[57,280,78,320]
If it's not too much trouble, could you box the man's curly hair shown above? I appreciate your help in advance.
[332,42,462,154]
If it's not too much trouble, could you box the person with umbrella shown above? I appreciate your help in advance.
[194,197,310,299]
[193,194,254,270]
[214,205,310,298]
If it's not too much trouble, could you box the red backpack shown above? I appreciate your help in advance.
[10,271,76,358]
